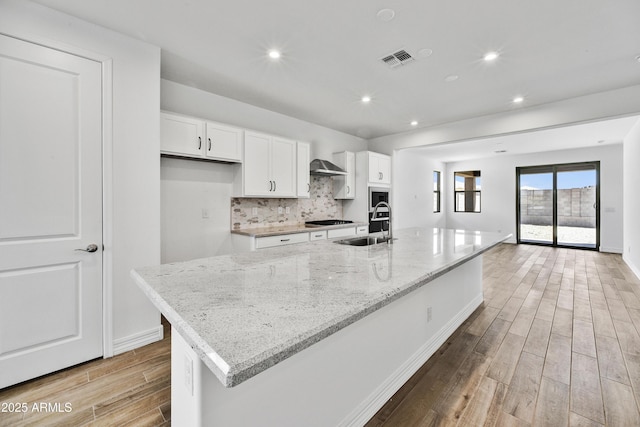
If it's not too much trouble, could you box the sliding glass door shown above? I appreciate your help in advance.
[517,162,599,250]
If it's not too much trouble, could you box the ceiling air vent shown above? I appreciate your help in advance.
[380,49,415,69]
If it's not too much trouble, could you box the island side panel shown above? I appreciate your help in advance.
[171,256,483,426]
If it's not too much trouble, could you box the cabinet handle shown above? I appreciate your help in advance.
[314,234,323,238]
[198,136,202,150]
[379,172,382,180]
[280,238,290,242]
[307,183,310,193]
[347,185,350,194]
[208,138,212,151]
[269,181,273,191]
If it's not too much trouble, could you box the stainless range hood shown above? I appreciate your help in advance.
[309,159,347,176]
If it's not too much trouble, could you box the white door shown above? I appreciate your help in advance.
[160,112,204,157]
[296,142,310,198]
[0,35,103,388]
[243,132,271,196]
[205,122,242,162]
[270,137,296,197]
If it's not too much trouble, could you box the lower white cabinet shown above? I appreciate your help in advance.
[255,232,309,249]
[309,230,327,241]
[327,227,357,239]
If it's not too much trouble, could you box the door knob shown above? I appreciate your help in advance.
[76,244,99,253]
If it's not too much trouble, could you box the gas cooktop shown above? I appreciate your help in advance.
[305,219,354,226]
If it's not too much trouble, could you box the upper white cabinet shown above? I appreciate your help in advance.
[297,142,311,198]
[160,112,242,162]
[332,151,355,199]
[241,131,296,197]
[367,152,391,185]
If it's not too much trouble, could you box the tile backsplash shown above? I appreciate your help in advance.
[231,176,343,230]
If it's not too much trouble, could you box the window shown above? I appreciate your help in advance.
[433,171,441,213]
[454,170,481,212]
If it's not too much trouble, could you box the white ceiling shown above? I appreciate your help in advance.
[33,0,640,141]
[408,115,639,162]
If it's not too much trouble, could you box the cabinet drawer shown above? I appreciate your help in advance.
[327,227,356,239]
[255,232,309,249]
[356,225,368,235]
[309,230,327,241]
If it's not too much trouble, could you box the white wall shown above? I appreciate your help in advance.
[623,121,640,277]
[0,1,161,350]
[393,150,446,230]
[441,145,624,252]
[160,79,367,262]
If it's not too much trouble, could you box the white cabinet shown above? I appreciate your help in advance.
[327,227,357,239]
[255,232,309,249]
[241,131,296,197]
[297,142,311,198]
[332,151,355,199]
[367,152,391,185]
[160,112,242,162]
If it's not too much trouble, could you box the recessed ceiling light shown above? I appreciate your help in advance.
[376,8,395,22]
[267,49,281,59]
[361,95,371,103]
[513,96,524,103]
[417,48,433,58]
[444,74,459,82]
[410,120,418,126]
[483,51,499,62]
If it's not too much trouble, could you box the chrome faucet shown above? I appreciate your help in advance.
[371,201,393,243]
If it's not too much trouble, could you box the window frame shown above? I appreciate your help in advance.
[454,170,481,213]
[433,170,441,213]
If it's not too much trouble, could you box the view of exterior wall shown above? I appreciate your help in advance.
[520,186,595,227]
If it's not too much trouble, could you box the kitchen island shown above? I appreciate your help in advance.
[131,228,509,426]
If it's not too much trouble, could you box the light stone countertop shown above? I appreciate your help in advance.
[131,227,510,387]
[230,221,369,237]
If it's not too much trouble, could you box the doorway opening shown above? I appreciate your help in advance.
[516,162,600,250]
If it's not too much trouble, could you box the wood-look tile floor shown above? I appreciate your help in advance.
[367,243,640,426]
[0,320,171,427]
[2,244,640,427]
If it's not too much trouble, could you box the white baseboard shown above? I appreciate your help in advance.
[112,325,164,355]
[600,246,623,254]
[340,294,483,427]
[623,254,640,281]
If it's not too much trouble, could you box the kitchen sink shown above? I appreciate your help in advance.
[334,236,394,246]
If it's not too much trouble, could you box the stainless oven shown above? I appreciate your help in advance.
[369,187,389,212]
[369,187,389,233]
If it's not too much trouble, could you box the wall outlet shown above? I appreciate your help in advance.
[184,354,193,396]
[201,209,209,219]
[278,207,283,214]
[427,306,432,322]
[252,207,258,216]
[285,206,291,214]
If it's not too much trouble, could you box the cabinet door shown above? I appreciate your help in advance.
[271,137,296,197]
[243,132,272,196]
[333,151,355,199]
[205,122,242,162]
[368,152,391,184]
[297,142,310,198]
[160,112,204,157]
[378,154,391,184]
